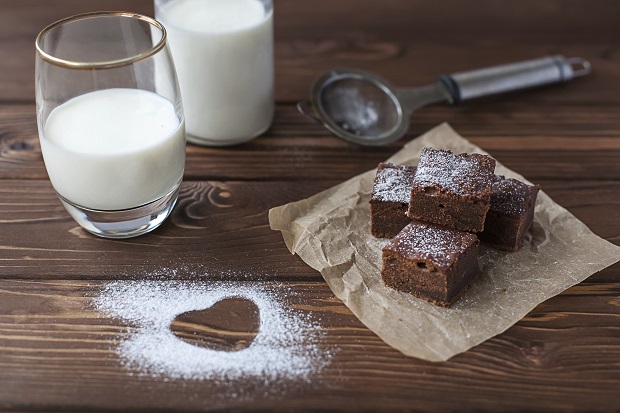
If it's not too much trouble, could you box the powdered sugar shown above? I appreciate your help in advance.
[490,175,539,217]
[413,148,495,196]
[385,221,478,269]
[93,280,330,383]
[371,163,416,204]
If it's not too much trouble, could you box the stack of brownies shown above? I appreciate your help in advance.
[370,148,539,307]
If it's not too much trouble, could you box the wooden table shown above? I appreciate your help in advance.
[1,0,619,411]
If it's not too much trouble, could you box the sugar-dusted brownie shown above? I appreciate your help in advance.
[381,220,480,307]
[370,162,417,238]
[479,175,540,251]
[407,148,496,232]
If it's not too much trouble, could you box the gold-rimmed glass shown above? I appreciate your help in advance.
[35,12,185,239]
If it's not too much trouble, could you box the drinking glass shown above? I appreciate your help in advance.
[35,12,185,239]
[155,0,274,146]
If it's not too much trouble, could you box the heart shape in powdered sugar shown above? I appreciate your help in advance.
[94,281,330,380]
[170,297,260,352]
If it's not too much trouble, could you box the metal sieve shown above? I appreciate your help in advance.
[298,55,590,146]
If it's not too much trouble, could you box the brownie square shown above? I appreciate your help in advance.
[370,162,417,238]
[407,148,496,232]
[479,175,540,251]
[381,220,480,307]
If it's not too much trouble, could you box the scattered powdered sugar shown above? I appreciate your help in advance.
[386,221,477,268]
[371,162,416,204]
[413,148,495,196]
[93,280,331,384]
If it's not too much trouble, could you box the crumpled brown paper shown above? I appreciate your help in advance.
[269,123,620,362]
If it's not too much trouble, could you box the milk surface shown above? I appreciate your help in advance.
[156,0,274,145]
[41,88,185,211]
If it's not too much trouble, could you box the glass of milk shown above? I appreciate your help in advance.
[155,0,274,146]
[35,12,186,239]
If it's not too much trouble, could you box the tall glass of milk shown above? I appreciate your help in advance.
[155,0,274,146]
[35,12,186,239]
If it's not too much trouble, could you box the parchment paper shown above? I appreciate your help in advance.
[269,123,620,362]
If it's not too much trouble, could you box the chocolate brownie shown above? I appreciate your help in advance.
[370,162,417,238]
[479,175,540,251]
[407,148,496,232]
[381,220,480,307]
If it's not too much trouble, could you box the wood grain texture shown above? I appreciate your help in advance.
[0,179,618,280]
[1,0,619,103]
[0,280,619,412]
[3,104,620,181]
[170,298,260,351]
[0,180,326,280]
[1,0,619,410]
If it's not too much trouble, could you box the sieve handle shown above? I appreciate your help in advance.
[438,55,590,104]
[297,101,322,124]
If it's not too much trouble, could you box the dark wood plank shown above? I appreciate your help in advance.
[3,0,618,41]
[0,179,618,280]
[4,38,618,105]
[1,0,619,410]
[1,0,618,103]
[3,104,620,181]
[0,279,618,411]
[0,179,326,280]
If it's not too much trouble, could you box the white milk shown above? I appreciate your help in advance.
[156,0,274,145]
[41,88,185,211]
